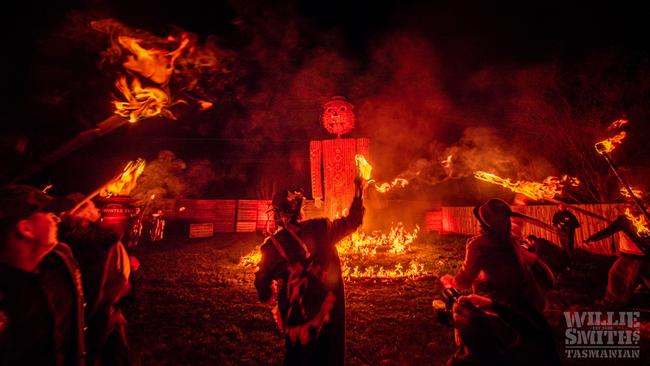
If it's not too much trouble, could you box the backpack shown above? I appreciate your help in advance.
[269,229,336,345]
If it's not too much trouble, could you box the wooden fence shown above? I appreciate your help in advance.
[439,204,627,256]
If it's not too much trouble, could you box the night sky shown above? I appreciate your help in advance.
[3,1,650,203]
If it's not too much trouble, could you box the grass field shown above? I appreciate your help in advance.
[124,232,649,365]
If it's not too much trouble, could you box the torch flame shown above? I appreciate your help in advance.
[100,159,146,197]
[374,178,409,193]
[474,171,580,201]
[620,187,644,200]
[118,34,189,85]
[113,76,176,122]
[624,208,650,237]
[608,118,628,130]
[354,154,409,193]
[355,154,373,181]
[595,131,627,155]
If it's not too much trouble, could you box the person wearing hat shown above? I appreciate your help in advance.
[552,203,580,260]
[58,193,132,366]
[440,198,559,365]
[0,185,86,366]
[254,177,366,366]
[441,198,553,311]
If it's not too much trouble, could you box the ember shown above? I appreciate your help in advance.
[473,171,580,201]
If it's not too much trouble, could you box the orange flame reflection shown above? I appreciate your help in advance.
[100,159,146,197]
[474,171,580,201]
[595,131,627,155]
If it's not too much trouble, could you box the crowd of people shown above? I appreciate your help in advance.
[1,177,647,366]
[0,185,134,366]
[254,177,648,366]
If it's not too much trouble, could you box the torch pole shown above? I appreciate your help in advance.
[9,115,129,183]
[544,197,611,223]
[67,168,126,215]
[600,151,650,221]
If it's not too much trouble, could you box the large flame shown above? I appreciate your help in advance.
[118,35,189,85]
[474,171,580,201]
[354,154,409,193]
[100,159,146,197]
[624,208,650,237]
[113,76,175,122]
[337,223,427,279]
[240,223,428,279]
[595,131,627,155]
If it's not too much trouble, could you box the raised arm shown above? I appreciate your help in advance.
[326,177,366,245]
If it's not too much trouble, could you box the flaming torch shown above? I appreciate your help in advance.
[354,154,409,193]
[595,129,650,222]
[69,159,146,215]
[473,171,609,222]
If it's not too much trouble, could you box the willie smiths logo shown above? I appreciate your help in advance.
[564,311,640,359]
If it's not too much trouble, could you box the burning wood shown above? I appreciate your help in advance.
[355,154,409,193]
[100,159,146,198]
[473,171,580,201]
[595,131,626,155]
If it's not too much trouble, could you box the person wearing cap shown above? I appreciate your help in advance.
[552,203,580,260]
[440,198,559,365]
[254,176,366,366]
[0,185,86,366]
[584,203,650,308]
[58,194,131,366]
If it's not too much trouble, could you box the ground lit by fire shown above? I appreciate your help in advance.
[124,233,647,366]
